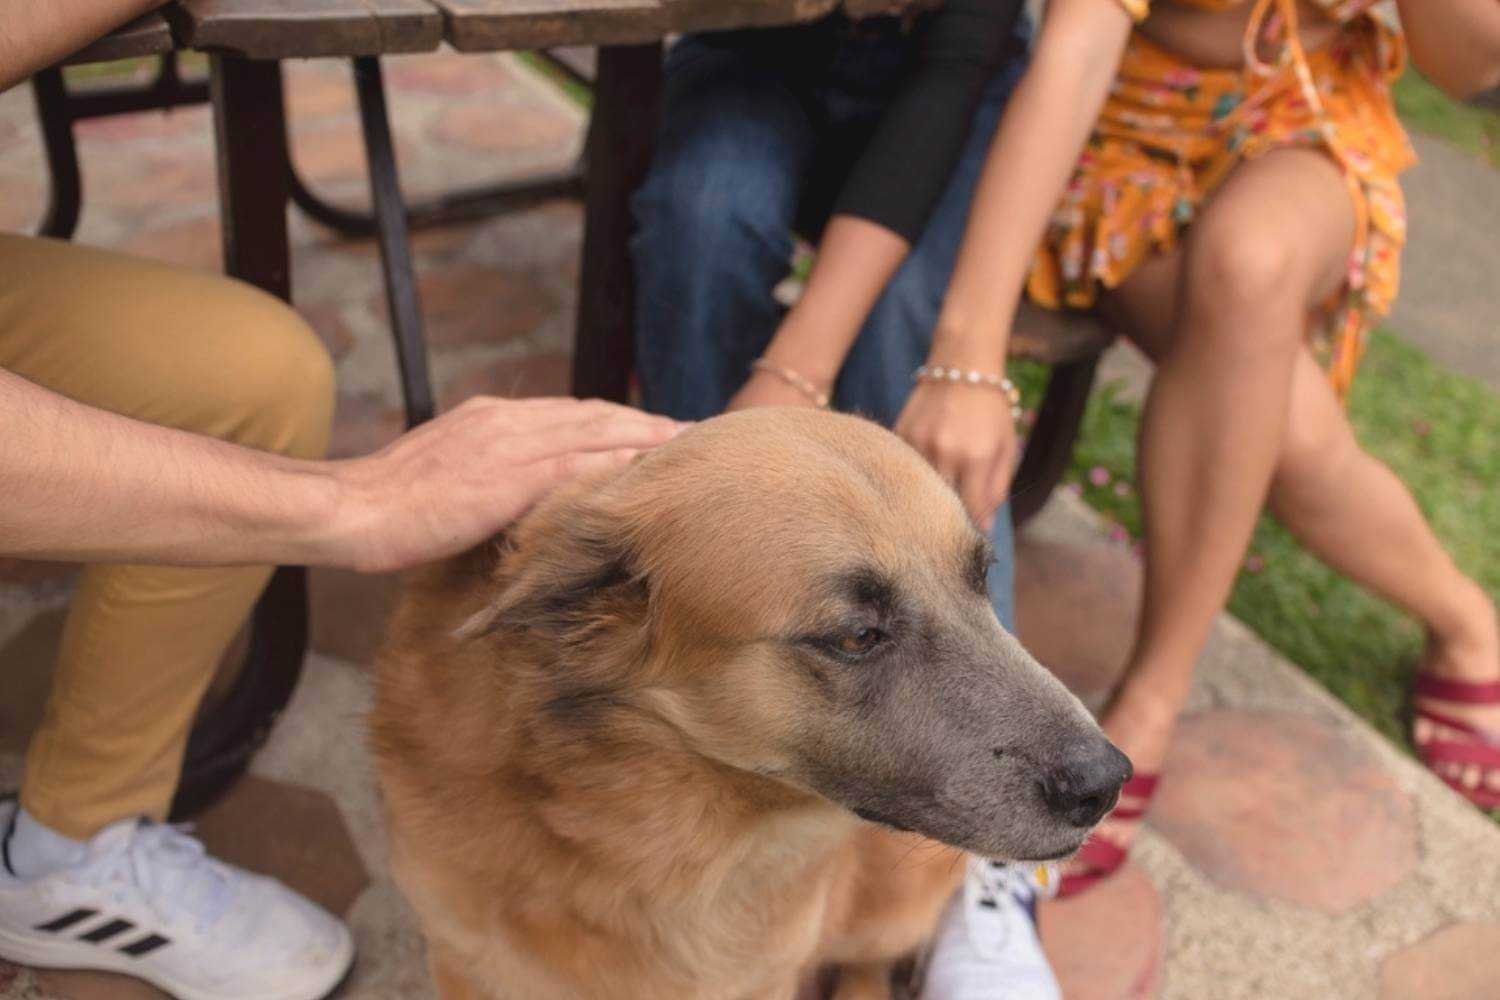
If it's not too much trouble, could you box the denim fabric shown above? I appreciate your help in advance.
[630,25,1028,630]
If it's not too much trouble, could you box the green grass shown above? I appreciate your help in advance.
[1010,332,1500,819]
[515,53,594,110]
[1394,68,1500,168]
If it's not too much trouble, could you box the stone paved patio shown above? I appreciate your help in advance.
[2,47,1499,1000]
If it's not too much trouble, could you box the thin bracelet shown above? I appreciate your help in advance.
[913,365,1023,420]
[751,358,831,409]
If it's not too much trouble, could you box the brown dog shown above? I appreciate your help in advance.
[371,407,1128,1000]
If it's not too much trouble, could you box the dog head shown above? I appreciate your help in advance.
[464,407,1129,861]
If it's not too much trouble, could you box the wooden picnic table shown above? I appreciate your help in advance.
[41,0,1112,817]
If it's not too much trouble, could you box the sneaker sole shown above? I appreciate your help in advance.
[0,921,355,1000]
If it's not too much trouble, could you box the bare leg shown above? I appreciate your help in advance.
[1098,148,1358,782]
[1106,229,1500,741]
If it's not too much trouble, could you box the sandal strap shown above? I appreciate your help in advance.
[1108,773,1160,821]
[1074,834,1128,872]
[1412,674,1500,705]
[1413,705,1500,746]
[1057,834,1129,898]
[1418,737,1500,769]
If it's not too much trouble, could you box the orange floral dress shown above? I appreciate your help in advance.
[1026,0,1415,398]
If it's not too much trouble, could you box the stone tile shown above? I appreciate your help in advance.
[390,264,556,349]
[385,54,517,96]
[289,121,372,186]
[0,608,64,756]
[328,392,406,460]
[1379,923,1500,1000]
[428,103,575,158]
[1015,532,1139,711]
[1038,862,1162,999]
[194,775,370,919]
[119,215,222,271]
[74,105,206,143]
[440,354,573,408]
[88,149,217,214]
[30,969,166,999]
[0,166,45,234]
[285,65,357,121]
[1153,710,1418,912]
[297,301,357,360]
[309,567,404,668]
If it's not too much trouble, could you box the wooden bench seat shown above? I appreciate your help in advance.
[63,11,177,65]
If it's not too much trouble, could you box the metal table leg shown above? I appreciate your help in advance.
[31,68,82,240]
[170,54,309,820]
[572,43,663,403]
[352,56,434,429]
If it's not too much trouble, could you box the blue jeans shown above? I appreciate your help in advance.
[630,26,1028,630]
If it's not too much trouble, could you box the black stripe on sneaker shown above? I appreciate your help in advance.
[119,933,170,957]
[79,918,135,943]
[33,908,97,933]
[1,796,18,878]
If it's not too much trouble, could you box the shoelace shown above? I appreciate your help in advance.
[90,821,235,936]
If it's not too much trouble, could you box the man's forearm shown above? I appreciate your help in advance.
[0,367,339,566]
[0,0,162,91]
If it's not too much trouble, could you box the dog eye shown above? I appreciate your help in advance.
[837,627,885,656]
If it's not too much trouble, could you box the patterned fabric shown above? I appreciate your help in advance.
[1028,3,1414,397]
[1112,0,1384,20]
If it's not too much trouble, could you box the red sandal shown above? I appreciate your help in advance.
[1056,774,1159,898]
[1411,674,1500,812]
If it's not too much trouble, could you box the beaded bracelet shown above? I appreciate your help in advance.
[913,365,1023,420]
[751,358,831,409]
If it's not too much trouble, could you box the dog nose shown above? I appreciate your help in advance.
[1038,740,1133,828]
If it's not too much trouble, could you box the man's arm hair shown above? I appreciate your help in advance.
[0,0,163,92]
[0,366,682,572]
[0,365,339,566]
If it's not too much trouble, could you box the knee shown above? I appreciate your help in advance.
[1183,223,1307,354]
[631,124,797,269]
[209,287,336,461]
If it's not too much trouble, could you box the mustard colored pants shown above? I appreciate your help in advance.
[0,234,334,840]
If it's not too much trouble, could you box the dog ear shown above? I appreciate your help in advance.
[453,498,650,650]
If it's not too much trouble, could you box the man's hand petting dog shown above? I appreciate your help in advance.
[325,397,684,574]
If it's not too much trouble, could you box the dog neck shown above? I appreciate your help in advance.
[505,686,859,909]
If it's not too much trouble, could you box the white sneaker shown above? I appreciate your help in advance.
[0,796,353,1000]
[917,858,1062,1000]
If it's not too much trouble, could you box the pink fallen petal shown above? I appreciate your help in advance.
[1088,466,1111,487]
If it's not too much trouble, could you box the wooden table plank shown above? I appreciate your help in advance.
[434,0,840,52]
[64,11,176,64]
[656,0,842,34]
[170,0,444,59]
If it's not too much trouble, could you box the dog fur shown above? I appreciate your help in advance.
[371,408,1122,1000]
